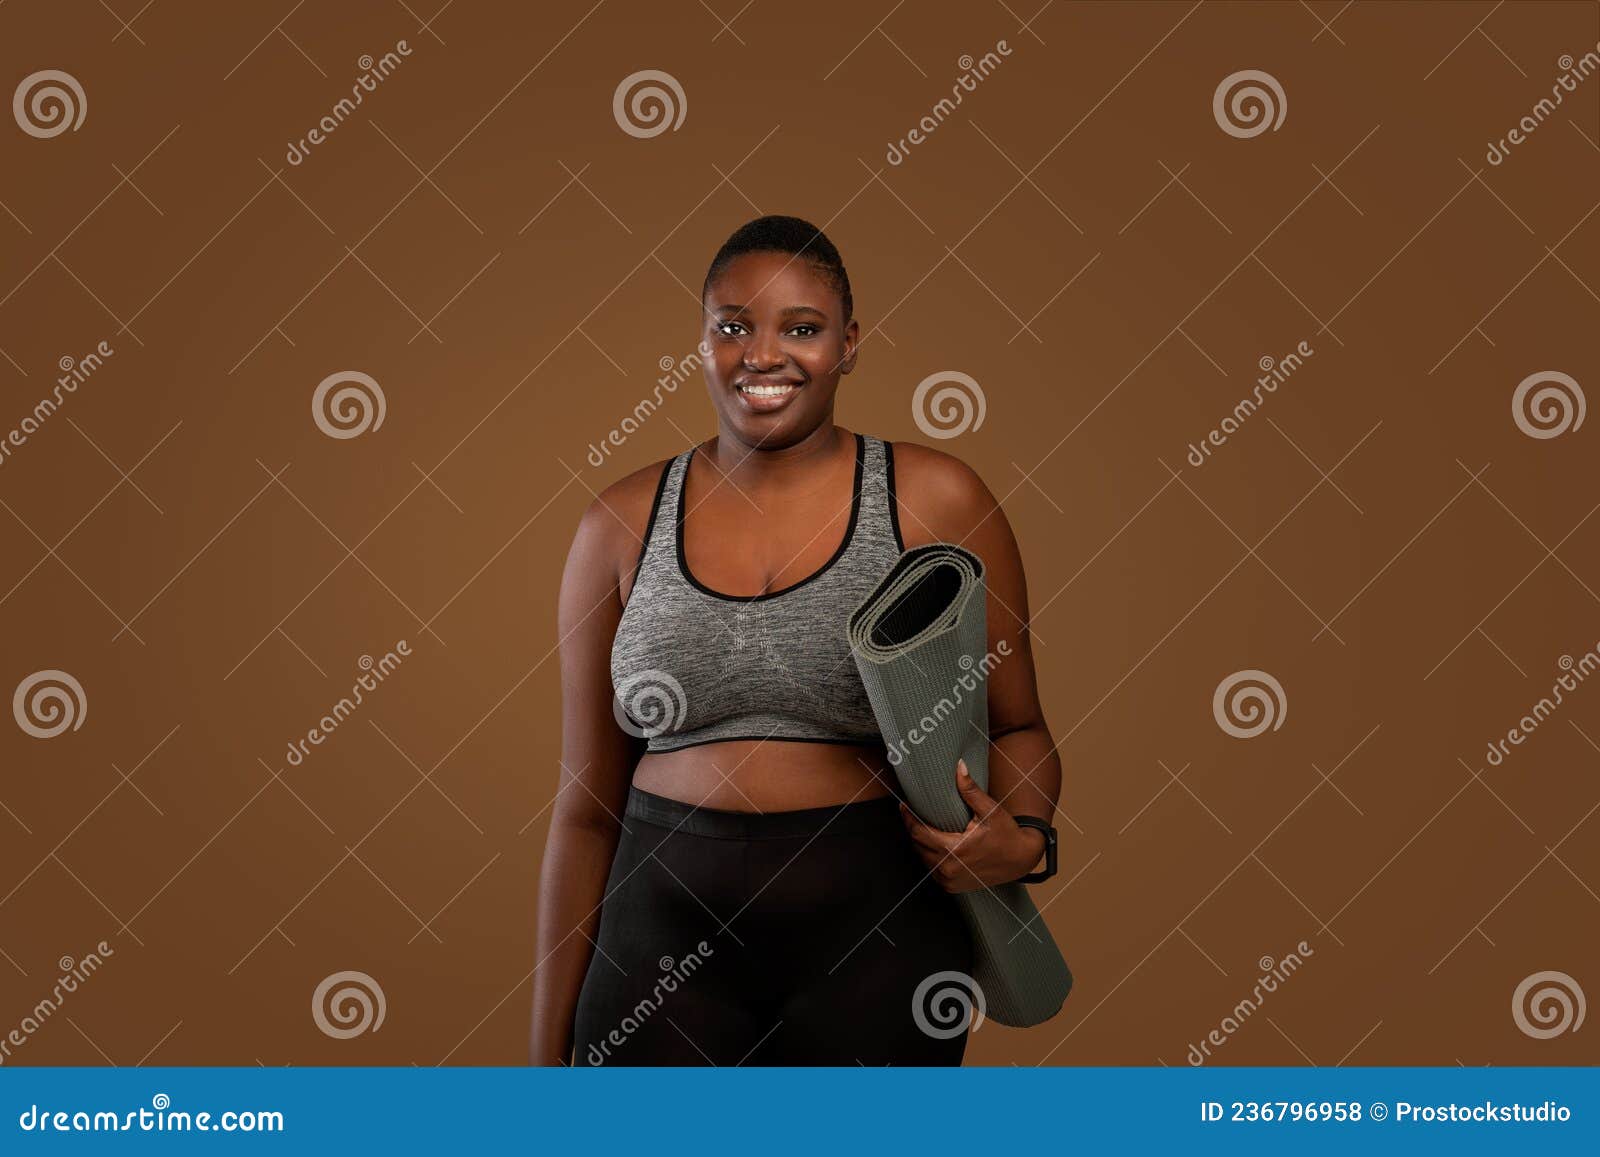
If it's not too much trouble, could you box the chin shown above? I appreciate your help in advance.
[725,411,815,448]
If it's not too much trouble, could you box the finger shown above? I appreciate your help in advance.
[907,840,943,872]
[932,850,983,892]
[900,802,964,848]
[955,759,999,818]
[906,818,961,856]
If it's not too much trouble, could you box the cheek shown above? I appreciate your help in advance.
[796,342,846,376]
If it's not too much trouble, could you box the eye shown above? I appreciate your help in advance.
[789,323,819,337]
[716,320,747,337]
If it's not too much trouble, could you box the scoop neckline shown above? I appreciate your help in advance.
[675,431,866,603]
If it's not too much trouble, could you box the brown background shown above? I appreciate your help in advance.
[1,0,1597,1066]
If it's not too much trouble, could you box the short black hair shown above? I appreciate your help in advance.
[701,214,852,323]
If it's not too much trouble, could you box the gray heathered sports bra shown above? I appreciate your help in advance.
[610,432,906,753]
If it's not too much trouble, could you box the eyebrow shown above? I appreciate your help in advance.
[710,304,827,317]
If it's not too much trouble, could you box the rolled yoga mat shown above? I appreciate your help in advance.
[847,542,1072,1028]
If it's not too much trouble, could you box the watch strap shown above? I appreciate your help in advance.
[1011,814,1057,884]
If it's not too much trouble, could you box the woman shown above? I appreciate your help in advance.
[530,215,1063,1065]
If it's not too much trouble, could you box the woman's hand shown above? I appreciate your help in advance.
[898,759,1047,892]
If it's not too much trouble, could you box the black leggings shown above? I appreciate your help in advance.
[572,785,976,1065]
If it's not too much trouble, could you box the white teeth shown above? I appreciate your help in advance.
[740,384,795,397]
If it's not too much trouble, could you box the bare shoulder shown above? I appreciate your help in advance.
[888,439,1006,546]
[567,454,675,590]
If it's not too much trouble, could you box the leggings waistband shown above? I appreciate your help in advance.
[624,785,902,840]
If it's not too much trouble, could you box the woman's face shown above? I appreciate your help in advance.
[701,250,858,448]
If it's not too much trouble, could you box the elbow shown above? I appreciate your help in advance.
[990,717,1047,742]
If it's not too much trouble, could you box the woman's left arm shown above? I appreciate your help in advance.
[892,441,1061,892]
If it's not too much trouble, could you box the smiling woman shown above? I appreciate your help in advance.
[529,215,1065,1067]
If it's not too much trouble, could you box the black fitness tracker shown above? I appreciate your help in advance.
[1011,815,1058,884]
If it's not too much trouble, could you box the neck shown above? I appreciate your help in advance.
[706,421,843,488]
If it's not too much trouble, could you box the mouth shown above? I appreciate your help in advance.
[734,378,805,413]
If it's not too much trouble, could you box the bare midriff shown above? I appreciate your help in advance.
[630,739,898,812]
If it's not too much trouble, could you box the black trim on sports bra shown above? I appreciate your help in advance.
[623,457,675,604]
[675,431,866,603]
[883,439,906,553]
[644,732,884,754]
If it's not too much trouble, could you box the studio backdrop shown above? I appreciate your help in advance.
[0,0,1596,1067]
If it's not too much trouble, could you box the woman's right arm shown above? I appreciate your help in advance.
[528,487,646,1065]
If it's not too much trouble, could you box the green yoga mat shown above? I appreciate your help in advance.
[847,542,1072,1028]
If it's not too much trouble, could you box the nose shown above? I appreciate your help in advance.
[741,332,784,371]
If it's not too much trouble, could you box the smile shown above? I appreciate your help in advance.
[734,380,804,412]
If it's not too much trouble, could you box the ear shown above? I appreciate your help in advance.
[839,316,861,376]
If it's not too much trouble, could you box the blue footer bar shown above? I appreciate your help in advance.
[1,1067,1595,1153]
